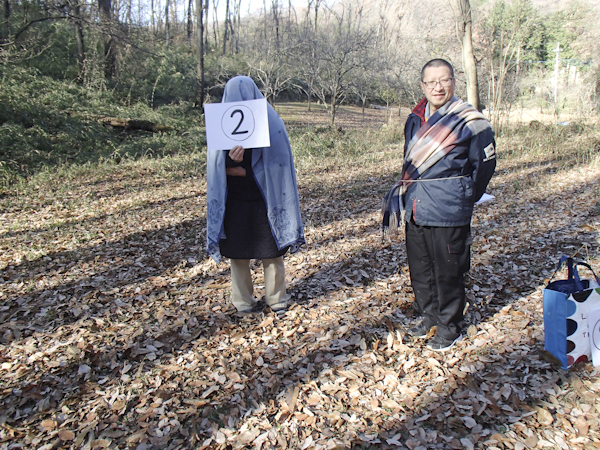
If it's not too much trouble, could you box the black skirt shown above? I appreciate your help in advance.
[219,196,288,260]
[219,149,288,260]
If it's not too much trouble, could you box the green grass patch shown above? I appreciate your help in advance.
[496,121,600,166]
[289,125,402,172]
[0,68,206,188]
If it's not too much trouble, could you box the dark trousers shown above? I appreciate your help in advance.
[405,219,471,340]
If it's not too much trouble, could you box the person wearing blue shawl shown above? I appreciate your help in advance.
[206,76,305,315]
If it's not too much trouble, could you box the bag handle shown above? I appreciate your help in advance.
[550,255,600,291]
[550,256,576,283]
[574,261,600,286]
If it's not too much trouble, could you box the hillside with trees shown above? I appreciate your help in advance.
[1,0,599,183]
[1,0,599,125]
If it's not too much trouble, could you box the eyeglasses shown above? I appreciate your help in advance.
[421,78,454,89]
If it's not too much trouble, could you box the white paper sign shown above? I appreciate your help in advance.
[589,308,600,367]
[204,99,270,151]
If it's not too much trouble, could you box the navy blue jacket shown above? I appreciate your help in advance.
[403,99,496,227]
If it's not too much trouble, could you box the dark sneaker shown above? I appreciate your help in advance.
[427,334,463,351]
[408,321,434,338]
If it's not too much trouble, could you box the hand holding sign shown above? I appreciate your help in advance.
[228,145,245,162]
[204,99,270,151]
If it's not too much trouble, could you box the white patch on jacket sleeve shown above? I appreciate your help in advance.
[483,143,496,161]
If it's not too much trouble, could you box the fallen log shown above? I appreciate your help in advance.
[103,118,174,132]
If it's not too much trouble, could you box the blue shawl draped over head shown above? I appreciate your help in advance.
[206,76,305,263]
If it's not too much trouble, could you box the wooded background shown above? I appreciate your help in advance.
[1,0,599,130]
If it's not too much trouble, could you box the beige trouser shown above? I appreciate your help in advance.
[230,256,287,311]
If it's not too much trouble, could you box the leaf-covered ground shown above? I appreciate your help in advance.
[1,117,600,450]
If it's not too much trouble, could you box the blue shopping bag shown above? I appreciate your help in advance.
[543,256,600,369]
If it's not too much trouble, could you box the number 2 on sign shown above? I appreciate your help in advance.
[230,109,248,135]
[221,104,256,142]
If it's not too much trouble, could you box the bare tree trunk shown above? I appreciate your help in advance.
[204,0,209,48]
[126,0,131,31]
[457,0,480,111]
[73,1,86,78]
[165,0,170,48]
[305,0,312,29]
[187,0,193,44]
[151,0,155,33]
[272,0,280,48]
[212,0,219,46]
[98,0,116,79]
[330,103,336,127]
[229,12,236,54]
[2,0,10,43]
[222,0,229,54]
[263,0,267,39]
[329,80,339,127]
[361,95,366,119]
[172,0,177,32]
[235,0,240,53]
[230,0,238,54]
[196,0,205,107]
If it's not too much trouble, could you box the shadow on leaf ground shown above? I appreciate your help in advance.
[1,152,600,449]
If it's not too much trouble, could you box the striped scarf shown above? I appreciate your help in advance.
[382,96,487,235]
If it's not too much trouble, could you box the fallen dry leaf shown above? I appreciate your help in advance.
[536,407,554,426]
[58,429,75,441]
[574,416,589,435]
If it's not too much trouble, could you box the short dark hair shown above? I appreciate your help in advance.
[421,59,454,81]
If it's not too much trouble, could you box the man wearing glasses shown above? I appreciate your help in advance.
[383,59,496,351]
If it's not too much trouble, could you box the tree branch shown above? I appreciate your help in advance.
[14,16,68,40]
[13,13,160,57]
